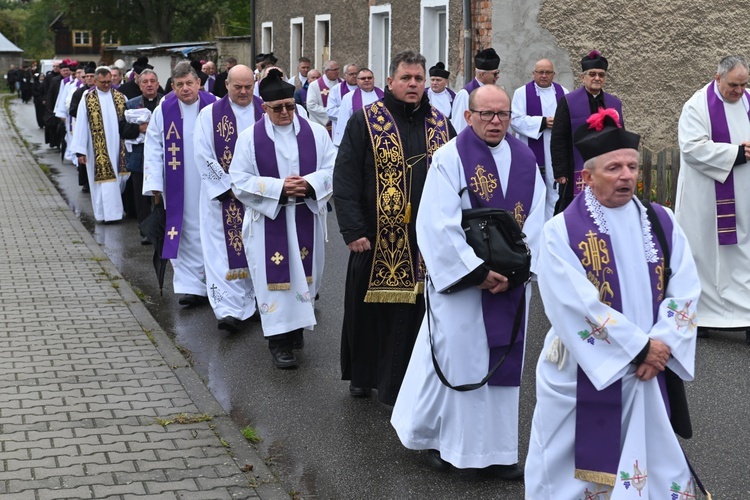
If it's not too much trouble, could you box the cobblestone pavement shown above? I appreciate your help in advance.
[0,97,288,499]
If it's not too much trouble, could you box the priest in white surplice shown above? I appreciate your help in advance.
[231,70,336,369]
[425,62,455,118]
[391,85,545,479]
[331,68,383,147]
[526,110,704,499]
[194,64,264,333]
[71,66,129,223]
[511,58,568,220]
[306,60,341,131]
[325,63,358,138]
[677,55,750,344]
[450,48,500,134]
[143,61,217,307]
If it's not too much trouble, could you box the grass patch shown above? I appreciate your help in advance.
[39,163,50,174]
[240,425,262,443]
[143,328,157,346]
[155,413,213,427]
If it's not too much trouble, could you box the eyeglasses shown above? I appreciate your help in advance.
[585,71,606,78]
[533,70,555,76]
[357,76,373,80]
[346,72,358,76]
[484,70,500,77]
[325,67,340,72]
[266,103,296,114]
[470,109,512,122]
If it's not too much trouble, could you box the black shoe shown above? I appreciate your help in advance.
[426,449,451,472]
[271,349,298,369]
[178,294,207,308]
[81,186,90,193]
[218,316,241,333]
[140,235,152,245]
[697,327,710,338]
[481,463,524,480]
[348,383,372,398]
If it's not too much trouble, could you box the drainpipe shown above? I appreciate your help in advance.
[250,0,257,65]
[462,0,472,85]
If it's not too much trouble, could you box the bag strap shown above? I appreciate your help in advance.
[642,199,672,289]
[426,278,526,392]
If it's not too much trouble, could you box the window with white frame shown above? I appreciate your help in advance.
[315,14,331,72]
[421,0,449,72]
[262,22,273,53]
[290,18,304,77]
[369,5,391,89]
[72,30,92,47]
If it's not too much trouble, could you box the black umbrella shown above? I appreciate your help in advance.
[138,195,168,295]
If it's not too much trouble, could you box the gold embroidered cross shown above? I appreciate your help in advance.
[575,174,586,192]
[300,247,309,259]
[321,88,330,96]
[168,143,181,156]
[167,227,179,239]
[271,252,284,265]
[168,156,181,171]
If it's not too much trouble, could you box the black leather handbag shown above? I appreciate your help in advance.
[445,187,531,293]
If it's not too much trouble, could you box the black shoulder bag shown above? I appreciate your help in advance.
[643,200,692,440]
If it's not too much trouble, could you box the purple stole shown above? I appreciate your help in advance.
[160,92,215,259]
[351,87,384,112]
[252,96,265,121]
[253,116,317,289]
[211,96,251,279]
[207,75,215,93]
[706,81,750,245]
[317,77,342,137]
[524,81,564,170]
[455,127,537,386]
[446,87,456,101]
[566,87,623,195]
[564,191,672,485]
[463,78,481,95]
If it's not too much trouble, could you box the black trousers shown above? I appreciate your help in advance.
[268,328,303,351]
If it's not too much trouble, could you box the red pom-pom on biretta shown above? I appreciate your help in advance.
[586,108,621,132]
[588,50,601,59]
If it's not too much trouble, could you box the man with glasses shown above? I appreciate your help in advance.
[511,59,568,220]
[332,68,383,147]
[71,66,129,222]
[677,55,750,343]
[231,69,336,369]
[307,60,342,133]
[392,84,544,478]
[550,50,623,211]
[326,63,359,137]
[451,48,501,133]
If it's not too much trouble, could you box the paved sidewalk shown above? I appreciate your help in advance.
[0,98,288,499]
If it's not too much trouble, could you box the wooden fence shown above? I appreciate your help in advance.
[638,147,680,207]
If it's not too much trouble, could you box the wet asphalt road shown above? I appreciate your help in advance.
[8,97,749,499]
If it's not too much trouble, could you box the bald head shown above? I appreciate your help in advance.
[468,83,509,109]
[226,65,255,106]
[466,85,512,146]
[532,59,555,88]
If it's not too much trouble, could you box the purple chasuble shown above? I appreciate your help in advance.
[160,92,215,259]
[564,192,672,485]
[455,126,537,386]
[212,96,249,279]
[253,116,318,289]
[524,81,564,170]
[706,81,750,245]
[566,87,623,195]
[462,78,481,95]
[351,87,384,112]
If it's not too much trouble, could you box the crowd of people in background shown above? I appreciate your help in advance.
[9,45,739,499]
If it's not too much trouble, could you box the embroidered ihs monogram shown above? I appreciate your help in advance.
[469,165,498,201]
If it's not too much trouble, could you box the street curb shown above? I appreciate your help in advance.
[4,95,290,500]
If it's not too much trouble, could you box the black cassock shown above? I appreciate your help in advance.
[334,89,455,405]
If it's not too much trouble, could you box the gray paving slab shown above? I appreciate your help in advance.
[0,96,288,499]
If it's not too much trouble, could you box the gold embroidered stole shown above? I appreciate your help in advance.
[85,89,127,183]
[363,102,450,303]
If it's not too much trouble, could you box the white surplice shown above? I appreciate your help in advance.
[306,77,339,127]
[194,98,258,321]
[331,88,381,147]
[326,82,357,134]
[230,114,335,336]
[450,79,483,134]
[71,88,126,222]
[525,192,701,499]
[511,81,569,220]
[143,96,215,295]
[391,136,546,469]
[677,81,750,328]
[427,87,454,118]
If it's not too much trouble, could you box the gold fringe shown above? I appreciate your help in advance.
[414,281,424,295]
[225,268,250,281]
[95,178,118,184]
[364,290,417,304]
[706,492,712,500]
[267,283,291,291]
[306,276,313,284]
[574,469,616,487]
